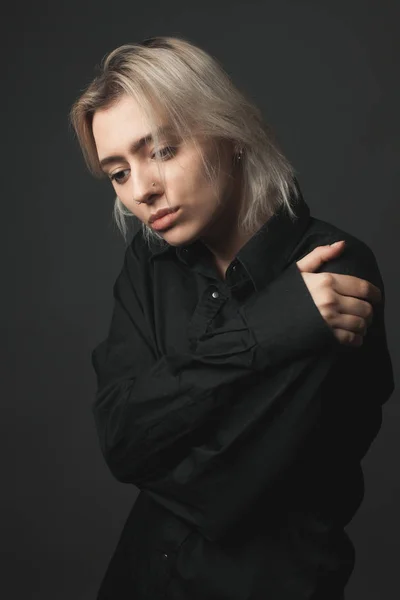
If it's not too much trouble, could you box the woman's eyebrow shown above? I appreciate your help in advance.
[99,125,173,170]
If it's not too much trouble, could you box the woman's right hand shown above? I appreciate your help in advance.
[296,241,382,347]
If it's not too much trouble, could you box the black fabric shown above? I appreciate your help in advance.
[91,185,394,599]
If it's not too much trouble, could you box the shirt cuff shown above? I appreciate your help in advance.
[240,262,339,371]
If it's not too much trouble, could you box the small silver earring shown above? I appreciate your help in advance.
[235,149,243,162]
[136,182,156,205]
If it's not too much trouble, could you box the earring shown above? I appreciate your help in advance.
[136,182,156,205]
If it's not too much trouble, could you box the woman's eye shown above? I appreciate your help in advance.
[152,146,176,160]
[110,169,130,184]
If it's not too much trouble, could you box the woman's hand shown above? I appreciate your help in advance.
[296,241,382,347]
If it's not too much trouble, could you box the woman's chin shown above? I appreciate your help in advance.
[158,221,200,247]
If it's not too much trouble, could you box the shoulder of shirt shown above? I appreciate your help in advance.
[124,216,384,292]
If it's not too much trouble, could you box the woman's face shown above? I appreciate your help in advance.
[92,94,239,247]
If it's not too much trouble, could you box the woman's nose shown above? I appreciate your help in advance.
[131,168,159,205]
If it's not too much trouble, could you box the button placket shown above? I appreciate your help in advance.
[188,285,227,345]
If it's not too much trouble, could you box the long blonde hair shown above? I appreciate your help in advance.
[69,35,298,246]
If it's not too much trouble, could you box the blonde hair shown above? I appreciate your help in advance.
[69,35,298,247]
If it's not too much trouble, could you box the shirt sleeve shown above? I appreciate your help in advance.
[92,240,336,476]
[91,237,394,541]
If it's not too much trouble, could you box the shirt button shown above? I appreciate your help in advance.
[232,264,237,271]
[211,290,219,299]
[162,553,168,560]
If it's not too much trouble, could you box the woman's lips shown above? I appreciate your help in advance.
[150,208,180,231]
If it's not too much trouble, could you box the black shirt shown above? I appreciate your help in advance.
[91,186,394,599]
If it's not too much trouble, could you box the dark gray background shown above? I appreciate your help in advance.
[4,0,399,598]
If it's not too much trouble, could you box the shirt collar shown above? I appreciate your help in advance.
[147,181,311,292]
[236,183,311,290]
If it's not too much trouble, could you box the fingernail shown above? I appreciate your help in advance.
[330,241,345,247]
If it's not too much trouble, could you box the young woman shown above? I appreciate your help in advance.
[70,36,394,600]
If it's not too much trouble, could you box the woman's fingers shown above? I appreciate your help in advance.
[300,272,378,344]
[331,328,364,347]
[329,296,377,346]
[333,294,374,327]
[296,241,346,273]
[297,243,383,348]
[296,244,382,305]
[331,273,382,305]
[330,312,369,337]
